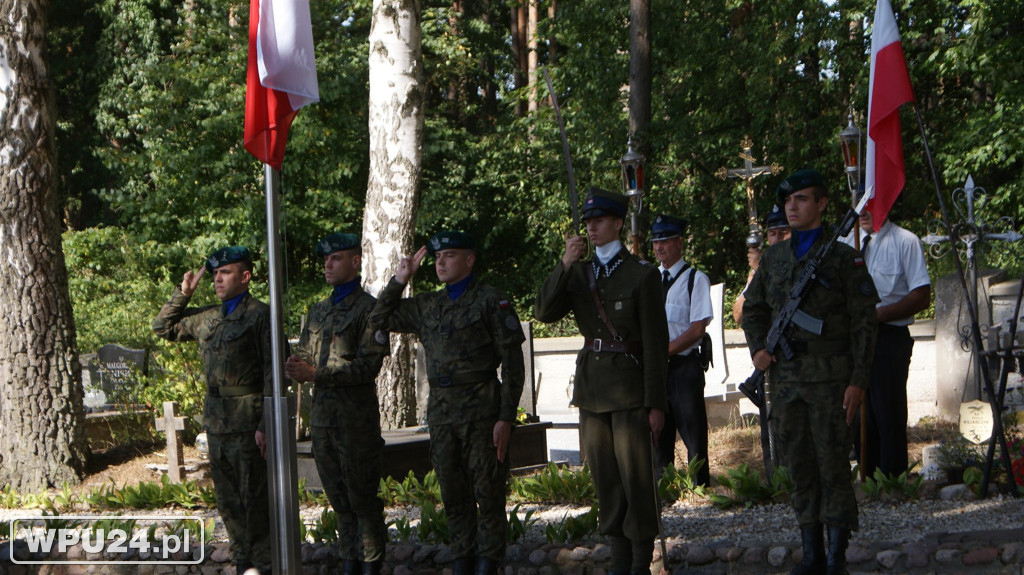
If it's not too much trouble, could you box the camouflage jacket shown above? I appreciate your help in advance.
[370,277,525,425]
[293,287,388,428]
[741,229,879,388]
[533,249,669,414]
[152,288,272,434]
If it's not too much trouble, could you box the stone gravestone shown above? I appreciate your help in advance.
[935,269,1005,419]
[86,344,148,410]
[155,401,187,482]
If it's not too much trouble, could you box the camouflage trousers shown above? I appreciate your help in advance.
[429,418,509,561]
[311,425,387,562]
[580,407,658,573]
[208,431,271,568]
[773,380,859,531]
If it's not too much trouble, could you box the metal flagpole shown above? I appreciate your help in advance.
[263,163,303,572]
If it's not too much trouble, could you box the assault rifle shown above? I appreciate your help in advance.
[739,192,870,475]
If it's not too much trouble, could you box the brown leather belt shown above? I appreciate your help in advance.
[583,338,642,354]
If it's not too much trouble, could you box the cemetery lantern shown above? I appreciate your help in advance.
[838,112,864,197]
[620,136,646,255]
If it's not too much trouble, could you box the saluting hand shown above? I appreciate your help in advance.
[561,233,586,270]
[396,246,428,284]
[180,266,206,297]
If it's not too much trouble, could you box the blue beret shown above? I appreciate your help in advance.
[650,214,687,241]
[764,204,788,230]
[428,231,476,255]
[776,169,826,205]
[315,233,360,258]
[205,246,251,272]
[581,187,628,220]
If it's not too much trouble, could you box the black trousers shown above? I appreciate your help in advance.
[655,354,710,487]
[854,323,914,476]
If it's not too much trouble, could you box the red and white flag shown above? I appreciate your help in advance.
[864,0,915,231]
[244,0,319,169]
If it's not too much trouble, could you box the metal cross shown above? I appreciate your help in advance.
[923,175,1022,397]
[715,135,784,247]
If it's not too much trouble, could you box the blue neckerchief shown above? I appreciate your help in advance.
[446,274,473,301]
[332,277,361,305]
[793,227,824,259]
[222,292,247,317]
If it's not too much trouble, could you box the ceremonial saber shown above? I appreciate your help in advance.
[542,65,581,234]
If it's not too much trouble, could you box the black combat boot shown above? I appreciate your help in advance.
[825,525,851,575]
[452,556,476,575]
[789,523,825,575]
[475,556,499,575]
[341,559,362,575]
[362,559,383,575]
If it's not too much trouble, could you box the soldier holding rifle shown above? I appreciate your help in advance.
[741,169,877,575]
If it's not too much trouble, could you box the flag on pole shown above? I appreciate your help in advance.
[864,0,915,231]
[244,0,320,169]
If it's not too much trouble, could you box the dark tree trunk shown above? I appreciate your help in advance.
[0,0,89,491]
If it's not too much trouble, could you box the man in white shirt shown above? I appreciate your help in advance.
[651,214,714,487]
[843,209,931,476]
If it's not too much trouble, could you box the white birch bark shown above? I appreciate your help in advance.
[362,0,424,430]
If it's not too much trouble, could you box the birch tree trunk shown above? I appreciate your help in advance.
[0,0,88,491]
[363,0,424,430]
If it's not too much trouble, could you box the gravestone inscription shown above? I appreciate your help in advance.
[85,344,148,410]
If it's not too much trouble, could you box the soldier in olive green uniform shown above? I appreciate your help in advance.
[534,188,669,575]
[152,246,272,574]
[742,170,878,575]
[370,231,525,575]
[284,233,389,575]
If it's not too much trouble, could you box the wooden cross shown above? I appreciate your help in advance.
[155,401,187,482]
[715,135,783,247]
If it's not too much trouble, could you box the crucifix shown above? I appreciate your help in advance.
[715,135,784,248]
[155,401,187,483]
[923,175,1022,398]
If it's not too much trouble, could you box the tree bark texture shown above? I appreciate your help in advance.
[527,0,538,113]
[364,0,425,430]
[627,0,651,257]
[0,0,88,491]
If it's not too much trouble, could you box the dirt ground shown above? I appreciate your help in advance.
[78,418,961,492]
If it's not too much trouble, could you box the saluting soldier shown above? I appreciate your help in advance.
[152,246,272,575]
[742,169,878,575]
[534,188,669,575]
[284,233,389,575]
[370,231,525,575]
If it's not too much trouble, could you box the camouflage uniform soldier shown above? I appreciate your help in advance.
[534,188,669,575]
[742,170,878,575]
[370,231,525,575]
[284,233,389,575]
[152,246,272,574]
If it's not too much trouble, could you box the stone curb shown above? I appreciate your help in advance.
[2,529,1023,574]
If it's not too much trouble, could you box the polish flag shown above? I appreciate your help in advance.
[864,0,915,231]
[244,0,319,169]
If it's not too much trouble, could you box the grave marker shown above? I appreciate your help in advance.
[155,401,186,482]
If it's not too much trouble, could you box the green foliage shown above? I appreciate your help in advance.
[304,508,339,544]
[298,478,329,506]
[417,504,450,544]
[506,503,537,543]
[509,463,596,505]
[44,0,1024,377]
[84,475,216,510]
[859,462,923,500]
[388,515,416,542]
[710,464,792,509]
[658,461,710,502]
[544,505,600,544]
[378,471,443,508]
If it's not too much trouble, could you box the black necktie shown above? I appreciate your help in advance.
[861,233,872,255]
